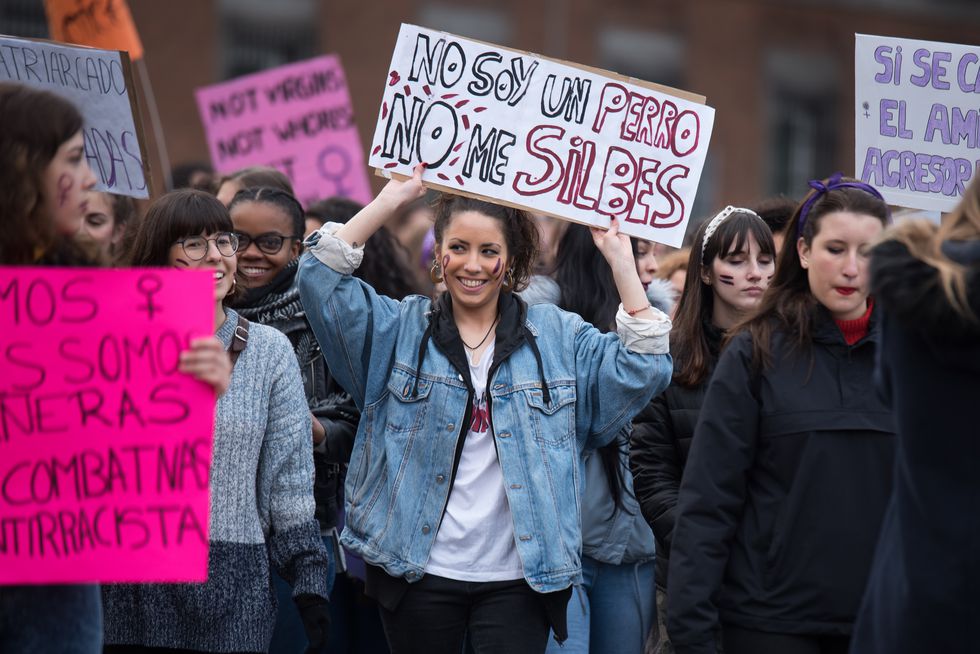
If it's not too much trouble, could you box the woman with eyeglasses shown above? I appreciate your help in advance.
[228,186,361,654]
[102,190,332,654]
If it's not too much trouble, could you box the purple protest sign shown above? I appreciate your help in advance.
[195,55,372,206]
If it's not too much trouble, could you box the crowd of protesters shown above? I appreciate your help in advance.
[1,79,978,654]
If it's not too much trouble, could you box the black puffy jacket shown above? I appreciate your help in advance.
[667,306,896,654]
[851,239,980,654]
[630,321,723,588]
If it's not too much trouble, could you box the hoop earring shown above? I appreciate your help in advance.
[501,268,515,292]
[430,259,444,284]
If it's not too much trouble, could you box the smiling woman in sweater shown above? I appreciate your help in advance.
[102,190,331,654]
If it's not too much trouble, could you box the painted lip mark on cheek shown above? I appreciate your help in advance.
[718,274,736,286]
[492,258,501,276]
[57,174,73,207]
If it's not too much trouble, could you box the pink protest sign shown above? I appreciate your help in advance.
[195,55,372,207]
[0,267,215,584]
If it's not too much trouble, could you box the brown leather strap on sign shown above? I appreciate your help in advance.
[229,315,250,367]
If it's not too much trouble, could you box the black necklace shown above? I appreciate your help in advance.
[461,315,499,351]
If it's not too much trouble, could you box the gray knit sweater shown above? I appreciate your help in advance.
[103,309,330,653]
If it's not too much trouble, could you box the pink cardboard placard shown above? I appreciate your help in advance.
[0,267,216,584]
[195,54,372,207]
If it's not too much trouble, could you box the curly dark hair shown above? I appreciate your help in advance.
[431,194,539,291]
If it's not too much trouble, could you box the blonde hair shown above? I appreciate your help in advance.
[881,177,980,321]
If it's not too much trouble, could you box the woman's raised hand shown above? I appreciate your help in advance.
[377,162,427,210]
[590,216,637,273]
[335,163,427,248]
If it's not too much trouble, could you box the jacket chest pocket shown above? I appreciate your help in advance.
[523,383,576,447]
[383,368,433,436]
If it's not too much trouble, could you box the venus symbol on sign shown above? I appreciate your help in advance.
[137,274,163,320]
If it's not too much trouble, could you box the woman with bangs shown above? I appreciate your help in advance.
[629,207,776,654]
[102,190,331,654]
[665,176,897,654]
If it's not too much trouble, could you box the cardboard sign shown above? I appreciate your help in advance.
[44,0,145,61]
[195,55,373,207]
[368,24,716,247]
[0,35,150,199]
[0,267,215,584]
[856,34,980,213]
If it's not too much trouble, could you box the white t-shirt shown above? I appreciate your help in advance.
[424,340,525,582]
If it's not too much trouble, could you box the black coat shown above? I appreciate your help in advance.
[630,322,723,588]
[667,306,896,654]
[851,239,980,654]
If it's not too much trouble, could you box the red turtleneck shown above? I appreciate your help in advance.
[835,298,874,345]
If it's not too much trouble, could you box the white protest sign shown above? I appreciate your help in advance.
[856,33,980,213]
[369,24,715,247]
[0,35,149,198]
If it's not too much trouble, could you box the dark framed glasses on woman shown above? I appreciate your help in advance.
[235,232,301,255]
[175,232,239,260]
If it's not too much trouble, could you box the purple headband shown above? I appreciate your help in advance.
[797,172,889,234]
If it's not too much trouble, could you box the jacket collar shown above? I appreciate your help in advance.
[811,301,880,348]
[411,291,551,404]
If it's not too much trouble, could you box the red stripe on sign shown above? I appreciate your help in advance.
[455,175,464,185]
[437,173,450,181]
[384,162,398,169]
[474,106,487,113]
[455,99,470,108]
[462,115,470,129]
[372,145,381,155]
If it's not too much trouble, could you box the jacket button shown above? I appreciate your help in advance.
[446,423,455,432]
[421,525,431,534]
[519,535,532,541]
[457,374,464,381]
[494,383,504,390]
[436,474,445,483]
[498,432,510,438]
[510,483,522,489]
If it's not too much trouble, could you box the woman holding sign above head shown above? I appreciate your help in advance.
[297,164,673,654]
[102,189,331,654]
[666,175,897,654]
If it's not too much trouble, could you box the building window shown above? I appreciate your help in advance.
[766,49,837,197]
[0,0,48,38]
[416,4,513,45]
[220,0,316,79]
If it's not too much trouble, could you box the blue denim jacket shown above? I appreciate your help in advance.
[297,234,672,593]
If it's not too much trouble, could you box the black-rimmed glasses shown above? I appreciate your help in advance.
[235,232,301,255]
[175,232,239,260]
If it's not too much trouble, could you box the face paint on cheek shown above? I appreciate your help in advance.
[492,258,501,276]
[718,274,736,286]
[57,174,73,207]
[442,255,450,271]
[174,258,191,268]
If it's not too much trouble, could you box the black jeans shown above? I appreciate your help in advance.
[723,625,850,654]
[378,574,551,654]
